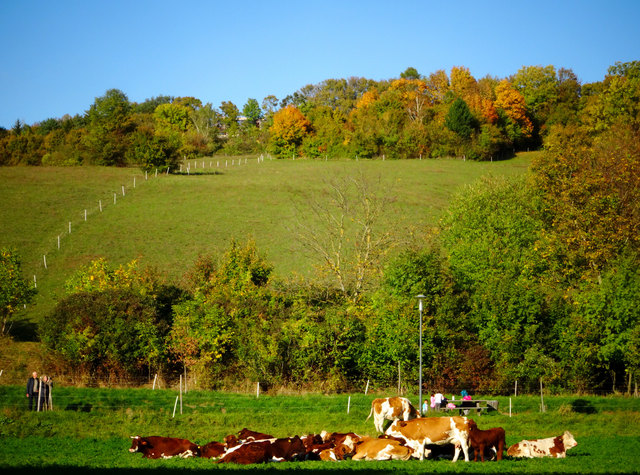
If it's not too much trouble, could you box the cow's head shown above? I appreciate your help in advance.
[562,431,577,450]
[129,436,143,452]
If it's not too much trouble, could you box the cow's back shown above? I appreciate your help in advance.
[389,416,466,443]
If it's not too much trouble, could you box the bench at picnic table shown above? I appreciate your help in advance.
[436,399,499,414]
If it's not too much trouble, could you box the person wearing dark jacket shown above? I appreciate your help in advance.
[26,371,40,410]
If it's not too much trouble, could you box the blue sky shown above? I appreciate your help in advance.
[1,0,638,129]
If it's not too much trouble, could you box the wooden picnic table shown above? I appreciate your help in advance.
[433,399,499,415]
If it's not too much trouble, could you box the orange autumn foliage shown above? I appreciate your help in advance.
[494,80,533,137]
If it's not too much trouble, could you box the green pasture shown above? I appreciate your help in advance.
[0,155,533,323]
[0,386,638,473]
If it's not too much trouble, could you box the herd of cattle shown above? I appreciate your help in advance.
[128,396,578,465]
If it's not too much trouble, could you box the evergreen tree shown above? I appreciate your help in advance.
[445,97,476,139]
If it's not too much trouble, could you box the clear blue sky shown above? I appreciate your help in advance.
[1,0,638,129]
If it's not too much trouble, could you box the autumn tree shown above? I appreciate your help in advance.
[268,105,311,157]
[494,80,533,147]
[531,122,640,279]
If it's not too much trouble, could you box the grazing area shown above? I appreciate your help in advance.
[0,155,531,324]
[0,387,638,473]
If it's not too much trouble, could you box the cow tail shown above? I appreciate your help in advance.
[365,405,373,422]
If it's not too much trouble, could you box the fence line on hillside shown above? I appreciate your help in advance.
[24,153,487,307]
[26,166,170,307]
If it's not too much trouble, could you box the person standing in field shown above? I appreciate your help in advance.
[26,371,39,410]
[39,375,52,410]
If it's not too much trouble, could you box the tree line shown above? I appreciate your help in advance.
[1,60,638,394]
[2,61,637,166]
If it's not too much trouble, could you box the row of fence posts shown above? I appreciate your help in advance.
[35,167,168,290]
[179,155,272,174]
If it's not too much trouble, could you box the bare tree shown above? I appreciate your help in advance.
[292,169,398,301]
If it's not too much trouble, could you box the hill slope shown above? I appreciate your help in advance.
[0,155,533,324]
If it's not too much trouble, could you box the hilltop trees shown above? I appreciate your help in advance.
[3,60,637,164]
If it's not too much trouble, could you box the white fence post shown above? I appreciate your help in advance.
[172,395,179,418]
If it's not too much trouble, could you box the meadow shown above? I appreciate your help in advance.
[0,154,533,325]
[0,386,638,473]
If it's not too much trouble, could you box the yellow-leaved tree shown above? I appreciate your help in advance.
[268,105,311,157]
[494,80,534,146]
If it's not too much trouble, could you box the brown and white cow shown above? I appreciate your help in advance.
[467,419,505,462]
[216,436,306,464]
[385,416,471,462]
[366,397,419,433]
[215,440,271,464]
[129,436,199,459]
[507,431,577,458]
[237,428,274,441]
[199,440,226,459]
[351,438,412,461]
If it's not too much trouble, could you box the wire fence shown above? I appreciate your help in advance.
[1,383,638,415]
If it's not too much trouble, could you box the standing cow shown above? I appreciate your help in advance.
[366,397,419,433]
[385,416,472,462]
[467,419,505,461]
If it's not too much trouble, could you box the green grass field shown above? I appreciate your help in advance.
[0,155,533,324]
[0,386,638,473]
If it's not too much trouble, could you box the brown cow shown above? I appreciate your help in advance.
[467,419,505,462]
[216,440,271,464]
[385,416,471,461]
[237,427,274,441]
[366,397,419,433]
[199,441,226,459]
[129,436,199,459]
[351,438,412,461]
[507,431,577,458]
[216,436,306,464]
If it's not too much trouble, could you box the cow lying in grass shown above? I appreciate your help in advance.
[129,436,199,459]
[507,431,577,458]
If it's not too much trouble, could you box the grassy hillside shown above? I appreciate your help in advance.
[0,154,534,325]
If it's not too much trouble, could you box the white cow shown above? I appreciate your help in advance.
[507,431,577,458]
[366,397,419,433]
